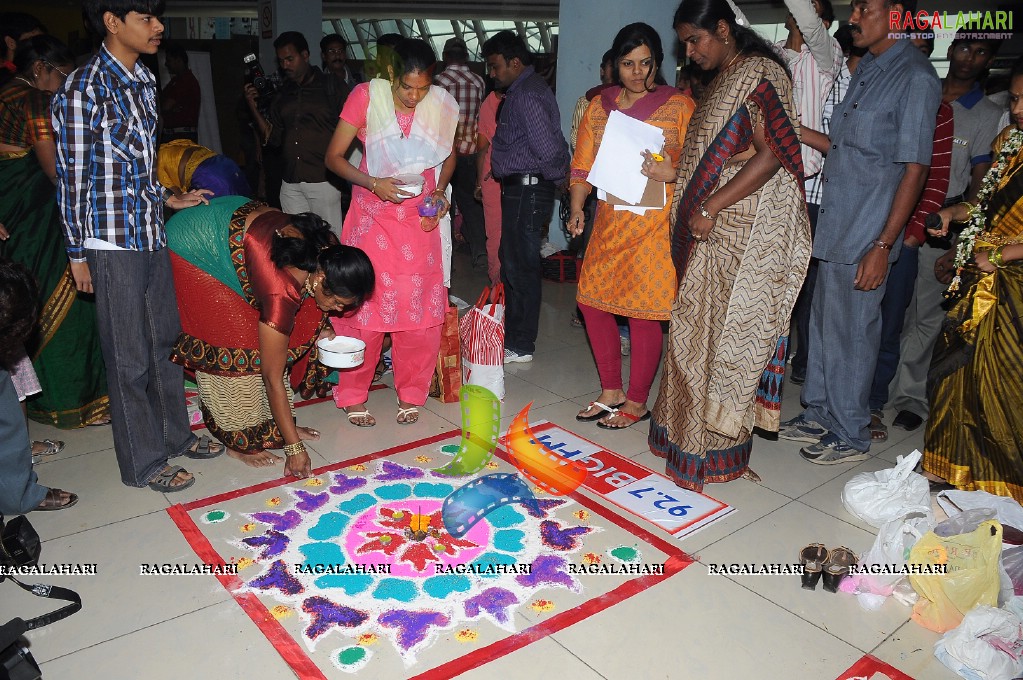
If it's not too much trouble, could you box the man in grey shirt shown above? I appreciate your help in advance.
[779,0,941,464]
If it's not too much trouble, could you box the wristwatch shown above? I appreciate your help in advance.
[697,204,717,223]
[871,239,892,250]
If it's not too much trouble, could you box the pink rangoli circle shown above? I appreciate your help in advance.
[345,500,491,578]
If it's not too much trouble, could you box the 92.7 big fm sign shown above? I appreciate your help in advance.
[501,421,734,539]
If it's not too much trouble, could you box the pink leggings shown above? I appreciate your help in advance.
[331,325,442,408]
[578,303,663,405]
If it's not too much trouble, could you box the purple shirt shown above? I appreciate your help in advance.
[490,66,569,182]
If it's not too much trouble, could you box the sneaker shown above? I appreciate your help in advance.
[504,348,533,364]
[620,335,631,356]
[799,434,870,465]
[778,415,828,443]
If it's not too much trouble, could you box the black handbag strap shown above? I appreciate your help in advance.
[4,576,82,629]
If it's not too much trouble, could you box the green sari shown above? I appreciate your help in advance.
[0,145,108,427]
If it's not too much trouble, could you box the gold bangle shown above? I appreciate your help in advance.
[370,178,378,194]
[989,245,1006,268]
[283,442,307,457]
[959,201,975,213]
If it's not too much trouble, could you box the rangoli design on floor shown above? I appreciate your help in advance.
[172,430,690,679]
[228,457,610,668]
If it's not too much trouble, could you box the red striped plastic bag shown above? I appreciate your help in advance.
[459,284,505,399]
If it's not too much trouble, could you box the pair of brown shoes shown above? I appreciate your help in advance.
[799,543,857,592]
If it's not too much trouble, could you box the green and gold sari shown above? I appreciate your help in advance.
[924,126,1023,500]
[0,81,108,427]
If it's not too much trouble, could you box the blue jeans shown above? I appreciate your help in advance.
[499,180,556,355]
[0,369,47,514]
[87,249,194,487]
[869,244,919,410]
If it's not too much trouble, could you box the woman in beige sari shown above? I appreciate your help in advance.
[649,0,810,492]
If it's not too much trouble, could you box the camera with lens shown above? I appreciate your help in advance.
[1,514,43,680]
[0,515,40,571]
[243,53,277,101]
[1,514,82,680]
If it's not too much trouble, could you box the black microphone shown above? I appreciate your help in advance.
[924,212,942,231]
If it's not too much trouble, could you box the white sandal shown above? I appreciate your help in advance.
[396,405,420,425]
[343,407,375,428]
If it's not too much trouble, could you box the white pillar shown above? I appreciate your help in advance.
[555,0,680,138]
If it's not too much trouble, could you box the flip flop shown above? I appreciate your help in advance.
[576,401,625,422]
[596,410,651,430]
[184,434,225,459]
[147,466,195,493]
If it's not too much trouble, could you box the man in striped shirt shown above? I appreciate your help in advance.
[52,0,221,494]
[435,37,487,271]
[777,0,843,181]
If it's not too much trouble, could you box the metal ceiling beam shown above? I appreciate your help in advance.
[471,19,488,48]
[537,21,551,53]
[350,20,372,57]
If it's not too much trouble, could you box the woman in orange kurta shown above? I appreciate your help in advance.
[567,23,695,429]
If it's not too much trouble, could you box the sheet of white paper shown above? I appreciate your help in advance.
[587,110,666,205]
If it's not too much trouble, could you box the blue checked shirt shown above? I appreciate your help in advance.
[52,45,165,261]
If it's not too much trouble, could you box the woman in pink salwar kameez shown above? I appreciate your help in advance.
[325,38,457,426]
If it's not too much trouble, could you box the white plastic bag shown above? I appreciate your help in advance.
[847,509,933,610]
[842,450,929,528]
[934,606,1023,680]
[937,490,1023,535]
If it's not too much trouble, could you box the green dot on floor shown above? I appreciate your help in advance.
[338,646,366,665]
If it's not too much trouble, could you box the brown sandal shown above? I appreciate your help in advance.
[35,488,79,511]
[822,546,857,593]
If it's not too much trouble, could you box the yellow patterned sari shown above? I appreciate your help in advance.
[924,126,1023,500]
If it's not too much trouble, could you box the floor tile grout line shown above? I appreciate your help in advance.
[716,570,881,656]
[35,599,233,666]
[31,445,116,466]
[867,618,929,667]
[39,506,171,544]
[549,635,613,679]
[690,497,800,553]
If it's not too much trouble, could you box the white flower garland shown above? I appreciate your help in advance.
[947,127,1023,297]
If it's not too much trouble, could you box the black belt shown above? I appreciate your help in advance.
[499,173,546,186]
[942,193,965,208]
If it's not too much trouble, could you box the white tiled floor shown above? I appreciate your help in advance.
[2,249,958,679]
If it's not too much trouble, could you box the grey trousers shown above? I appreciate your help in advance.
[0,369,47,514]
[889,244,948,418]
[801,259,890,451]
[87,249,194,488]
